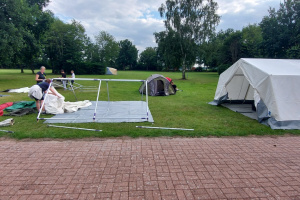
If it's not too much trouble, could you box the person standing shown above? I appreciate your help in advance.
[60,69,67,90]
[70,70,75,86]
[28,79,60,113]
[35,66,46,84]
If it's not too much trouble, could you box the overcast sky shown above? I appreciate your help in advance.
[46,0,281,52]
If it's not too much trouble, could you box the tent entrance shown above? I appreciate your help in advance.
[225,74,254,101]
[157,80,165,94]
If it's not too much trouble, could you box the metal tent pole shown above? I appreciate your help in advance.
[93,80,102,122]
[37,80,53,122]
[70,84,78,101]
[136,126,194,131]
[106,81,110,101]
[48,125,102,132]
[40,117,147,120]
[0,129,14,133]
[145,80,149,121]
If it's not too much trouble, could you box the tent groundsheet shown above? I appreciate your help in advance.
[44,101,154,124]
[221,103,257,120]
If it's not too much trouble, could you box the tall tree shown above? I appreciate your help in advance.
[0,0,31,68]
[155,30,196,71]
[0,0,52,72]
[260,0,300,58]
[139,47,159,71]
[159,0,220,79]
[116,39,138,70]
[94,31,120,68]
[43,19,86,74]
[241,24,263,58]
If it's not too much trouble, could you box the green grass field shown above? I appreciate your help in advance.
[0,69,299,139]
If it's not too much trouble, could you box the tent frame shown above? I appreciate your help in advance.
[37,78,149,122]
[51,80,98,92]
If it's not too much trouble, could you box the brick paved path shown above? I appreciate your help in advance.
[0,137,300,200]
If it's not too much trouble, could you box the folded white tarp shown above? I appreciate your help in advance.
[44,88,92,114]
[0,118,14,127]
[7,87,30,93]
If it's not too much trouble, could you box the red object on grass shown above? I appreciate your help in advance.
[0,102,13,116]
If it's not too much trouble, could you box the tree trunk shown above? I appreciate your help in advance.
[182,68,186,79]
[181,54,187,80]
[21,66,24,73]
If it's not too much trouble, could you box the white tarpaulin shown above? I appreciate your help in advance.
[211,58,300,129]
[45,88,92,114]
[7,87,30,93]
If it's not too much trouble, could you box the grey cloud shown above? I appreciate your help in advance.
[46,0,282,52]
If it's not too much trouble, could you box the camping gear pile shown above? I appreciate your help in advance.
[210,58,300,130]
[0,102,13,116]
[1,101,36,117]
[139,74,176,96]
[4,101,36,116]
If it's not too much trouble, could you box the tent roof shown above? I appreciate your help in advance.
[242,58,300,76]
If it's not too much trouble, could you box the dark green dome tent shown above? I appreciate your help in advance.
[139,74,175,96]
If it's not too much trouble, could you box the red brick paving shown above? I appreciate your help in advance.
[0,137,300,199]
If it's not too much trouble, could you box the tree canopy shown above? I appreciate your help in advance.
[158,0,220,79]
[0,0,299,74]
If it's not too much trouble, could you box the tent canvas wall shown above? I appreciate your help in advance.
[106,67,117,75]
[210,58,300,129]
[139,74,175,96]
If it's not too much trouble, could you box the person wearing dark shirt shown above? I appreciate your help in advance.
[36,66,46,84]
[28,79,60,113]
[61,69,67,90]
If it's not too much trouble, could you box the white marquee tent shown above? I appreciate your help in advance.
[210,58,300,129]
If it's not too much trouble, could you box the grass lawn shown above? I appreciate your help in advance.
[0,69,299,139]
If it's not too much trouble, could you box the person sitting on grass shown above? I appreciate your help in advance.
[166,77,179,93]
[28,79,60,114]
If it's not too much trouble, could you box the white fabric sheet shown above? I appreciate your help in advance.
[44,88,92,114]
[9,87,30,93]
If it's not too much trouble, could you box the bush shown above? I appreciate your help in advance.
[75,62,105,75]
[217,64,231,75]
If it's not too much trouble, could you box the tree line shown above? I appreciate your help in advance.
[0,0,139,74]
[200,0,300,74]
[1,0,299,76]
